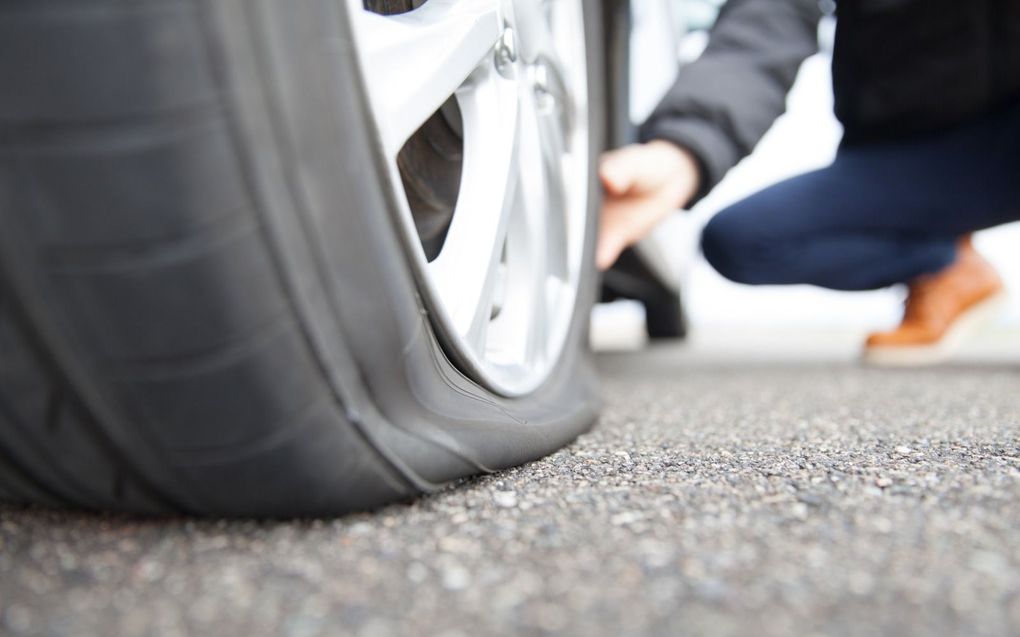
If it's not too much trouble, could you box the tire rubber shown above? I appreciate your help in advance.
[0,0,603,516]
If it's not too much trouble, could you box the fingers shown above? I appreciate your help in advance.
[596,213,627,271]
[599,141,695,197]
[597,194,670,271]
[596,237,623,271]
[596,195,630,271]
[595,141,701,270]
[597,187,691,270]
[598,145,640,196]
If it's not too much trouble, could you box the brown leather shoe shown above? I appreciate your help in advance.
[864,236,1006,366]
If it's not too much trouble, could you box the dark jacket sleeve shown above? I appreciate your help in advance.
[639,0,823,204]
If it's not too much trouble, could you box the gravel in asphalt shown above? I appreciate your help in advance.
[1,347,1019,637]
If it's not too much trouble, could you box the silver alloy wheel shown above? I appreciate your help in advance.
[345,0,590,396]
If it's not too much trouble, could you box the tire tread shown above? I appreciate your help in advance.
[0,0,413,515]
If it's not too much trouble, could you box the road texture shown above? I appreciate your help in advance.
[1,339,1019,637]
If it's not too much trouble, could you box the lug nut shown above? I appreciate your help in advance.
[494,29,517,78]
[533,64,555,109]
[534,64,549,92]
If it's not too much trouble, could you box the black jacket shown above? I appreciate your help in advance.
[640,0,1020,204]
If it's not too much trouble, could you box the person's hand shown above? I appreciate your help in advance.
[596,140,702,270]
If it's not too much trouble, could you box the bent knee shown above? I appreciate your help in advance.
[700,209,770,285]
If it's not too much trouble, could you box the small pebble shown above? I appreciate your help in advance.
[493,491,518,508]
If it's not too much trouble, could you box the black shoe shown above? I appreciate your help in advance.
[600,247,689,340]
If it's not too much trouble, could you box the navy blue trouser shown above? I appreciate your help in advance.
[700,102,1020,291]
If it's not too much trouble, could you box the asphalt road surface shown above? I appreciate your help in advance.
[2,339,1019,637]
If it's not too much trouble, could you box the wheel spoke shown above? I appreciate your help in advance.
[518,82,572,362]
[350,0,504,155]
[533,81,570,281]
[345,0,589,394]
[509,0,557,64]
[427,66,520,342]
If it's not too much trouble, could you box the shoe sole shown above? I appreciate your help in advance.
[862,290,1008,367]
